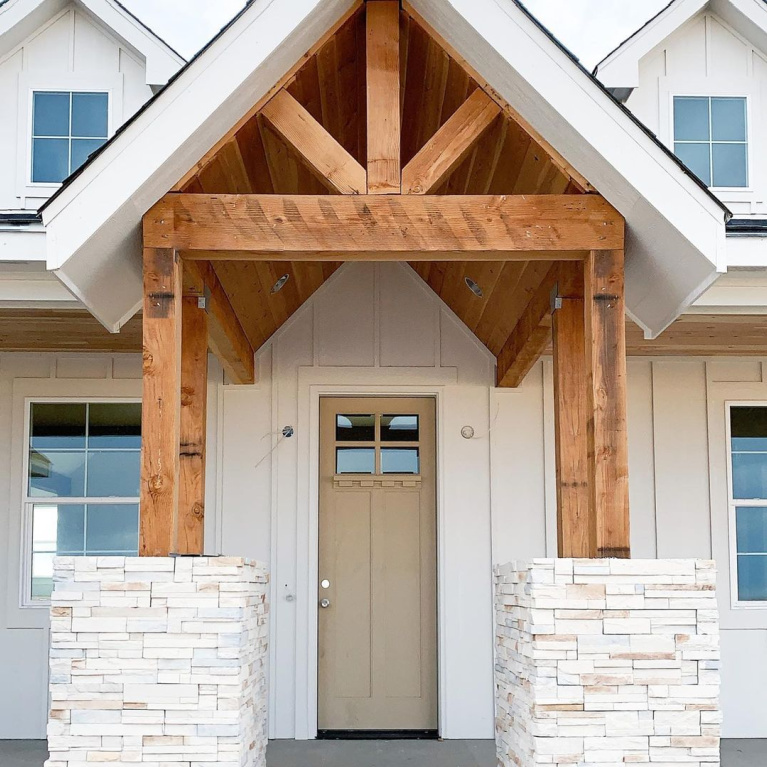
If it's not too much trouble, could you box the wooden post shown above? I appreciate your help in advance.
[366,0,401,194]
[140,247,182,557]
[585,248,630,558]
[552,263,593,558]
[178,295,208,555]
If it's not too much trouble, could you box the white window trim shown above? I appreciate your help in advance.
[20,396,141,608]
[5,377,141,629]
[16,73,123,202]
[659,75,760,197]
[725,400,767,609]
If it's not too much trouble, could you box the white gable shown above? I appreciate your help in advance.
[40,0,728,339]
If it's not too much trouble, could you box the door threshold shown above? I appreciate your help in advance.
[317,730,439,741]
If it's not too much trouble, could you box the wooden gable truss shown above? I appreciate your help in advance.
[140,0,629,563]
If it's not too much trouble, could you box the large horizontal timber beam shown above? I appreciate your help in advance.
[145,194,623,260]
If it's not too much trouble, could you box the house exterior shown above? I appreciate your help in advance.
[2,0,767,759]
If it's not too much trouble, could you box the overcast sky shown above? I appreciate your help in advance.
[121,0,671,71]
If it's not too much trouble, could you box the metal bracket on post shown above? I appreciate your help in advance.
[197,285,212,311]
[550,282,562,313]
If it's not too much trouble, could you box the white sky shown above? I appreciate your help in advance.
[121,0,671,70]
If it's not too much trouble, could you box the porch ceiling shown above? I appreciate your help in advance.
[172,5,587,365]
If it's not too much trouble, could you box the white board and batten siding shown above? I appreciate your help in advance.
[627,9,767,217]
[0,2,155,214]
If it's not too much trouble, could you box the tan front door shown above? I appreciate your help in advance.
[318,397,438,734]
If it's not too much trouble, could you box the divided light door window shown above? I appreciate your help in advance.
[673,95,748,188]
[729,405,767,604]
[31,91,109,184]
[26,402,141,602]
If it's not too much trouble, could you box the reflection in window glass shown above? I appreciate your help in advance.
[336,448,376,474]
[381,415,419,442]
[381,448,419,475]
[336,414,375,442]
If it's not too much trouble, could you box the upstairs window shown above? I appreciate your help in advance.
[674,96,748,188]
[31,91,108,184]
[26,401,141,601]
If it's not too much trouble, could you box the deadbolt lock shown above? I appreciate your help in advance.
[320,598,331,609]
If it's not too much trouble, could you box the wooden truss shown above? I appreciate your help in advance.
[140,0,629,562]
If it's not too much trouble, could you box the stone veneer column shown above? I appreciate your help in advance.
[495,559,720,767]
[46,556,269,767]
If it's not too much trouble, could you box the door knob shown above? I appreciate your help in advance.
[320,598,331,609]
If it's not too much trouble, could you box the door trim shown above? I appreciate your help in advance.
[292,370,455,740]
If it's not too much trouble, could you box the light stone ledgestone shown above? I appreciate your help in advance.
[495,559,720,767]
[45,556,269,767]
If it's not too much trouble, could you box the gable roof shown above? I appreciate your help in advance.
[595,0,767,88]
[0,0,185,85]
[40,0,729,340]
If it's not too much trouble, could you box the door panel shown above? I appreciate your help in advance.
[318,397,437,732]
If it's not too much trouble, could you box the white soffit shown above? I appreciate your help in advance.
[42,0,728,337]
[595,0,767,89]
[0,0,185,85]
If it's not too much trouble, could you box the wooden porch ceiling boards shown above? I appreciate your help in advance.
[169,3,588,365]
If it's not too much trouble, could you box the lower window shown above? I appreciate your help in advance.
[25,401,141,602]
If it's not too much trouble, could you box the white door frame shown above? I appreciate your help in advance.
[292,366,458,739]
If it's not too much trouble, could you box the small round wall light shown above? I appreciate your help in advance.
[271,274,290,294]
[465,277,483,298]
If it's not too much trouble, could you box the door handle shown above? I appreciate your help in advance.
[320,598,331,609]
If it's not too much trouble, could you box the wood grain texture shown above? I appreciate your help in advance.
[585,249,630,558]
[140,247,181,558]
[182,260,255,385]
[403,89,501,194]
[366,1,401,193]
[178,296,208,555]
[261,90,366,195]
[146,194,621,256]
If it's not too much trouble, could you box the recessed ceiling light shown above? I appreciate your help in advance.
[271,274,290,294]
[465,277,483,298]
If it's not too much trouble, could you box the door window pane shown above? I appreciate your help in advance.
[381,415,419,442]
[336,448,375,474]
[381,448,419,475]
[674,97,710,140]
[336,415,375,442]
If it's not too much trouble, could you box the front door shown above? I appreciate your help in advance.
[318,397,438,734]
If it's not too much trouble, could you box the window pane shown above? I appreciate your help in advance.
[381,415,419,442]
[30,403,86,450]
[71,93,108,138]
[674,142,711,186]
[31,552,55,601]
[713,143,747,187]
[738,554,767,601]
[32,138,69,183]
[70,138,105,173]
[86,451,140,497]
[85,504,139,554]
[33,92,70,137]
[336,415,375,442]
[381,448,419,474]
[732,453,767,500]
[737,507,767,554]
[29,450,86,498]
[88,403,142,449]
[336,448,375,474]
[674,97,710,141]
[712,97,746,141]
[32,503,85,554]
[732,407,767,443]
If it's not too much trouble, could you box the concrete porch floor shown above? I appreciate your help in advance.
[1,739,765,766]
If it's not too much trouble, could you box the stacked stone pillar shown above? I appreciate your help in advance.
[46,556,269,767]
[495,559,721,767]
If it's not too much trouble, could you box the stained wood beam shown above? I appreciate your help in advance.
[183,260,256,385]
[178,295,208,555]
[496,264,557,388]
[146,194,623,258]
[585,248,630,558]
[552,263,591,558]
[366,0,401,194]
[140,247,182,557]
[260,89,367,195]
[403,89,501,194]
